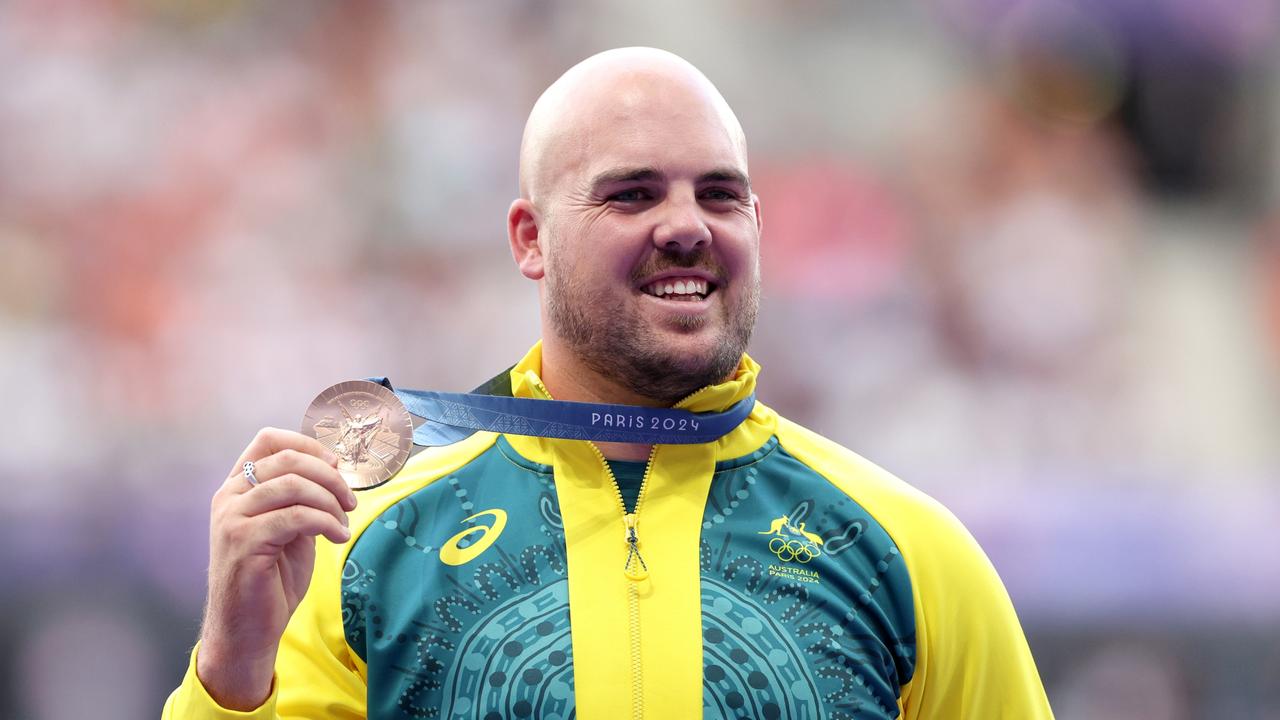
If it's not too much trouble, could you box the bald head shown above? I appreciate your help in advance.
[506,48,762,405]
[518,48,748,206]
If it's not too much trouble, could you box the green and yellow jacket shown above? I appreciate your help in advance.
[165,343,1053,719]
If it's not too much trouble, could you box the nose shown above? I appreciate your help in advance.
[652,193,712,254]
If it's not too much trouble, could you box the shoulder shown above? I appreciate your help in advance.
[771,415,992,583]
[772,416,952,531]
[771,416,1052,714]
[308,431,502,621]
[343,430,501,538]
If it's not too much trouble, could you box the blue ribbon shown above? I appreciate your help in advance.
[370,378,755,447]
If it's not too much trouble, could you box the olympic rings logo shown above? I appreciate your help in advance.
[768,536,821,563]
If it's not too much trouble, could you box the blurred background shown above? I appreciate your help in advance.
[2,0,1278,717]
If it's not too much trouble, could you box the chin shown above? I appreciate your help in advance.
[655,333,742,378]
[550,285,753,402]
[652,329,722,361]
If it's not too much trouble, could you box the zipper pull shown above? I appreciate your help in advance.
[623,513,649,581]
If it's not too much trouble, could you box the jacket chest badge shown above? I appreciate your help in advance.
[758,515,823,564]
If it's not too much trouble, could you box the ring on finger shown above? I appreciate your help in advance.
[243,460,261,487]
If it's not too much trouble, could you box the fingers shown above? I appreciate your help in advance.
[212,428,360,553]
[246,505,351,547]
[237,472,350,530]
[232,427,338,475]
[249,448,356,512]
[201,429,357,677]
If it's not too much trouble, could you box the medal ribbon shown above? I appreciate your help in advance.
[369,378,755,447]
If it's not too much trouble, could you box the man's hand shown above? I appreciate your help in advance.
[195,428,358,711]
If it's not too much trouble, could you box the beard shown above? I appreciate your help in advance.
[545,248,759,405]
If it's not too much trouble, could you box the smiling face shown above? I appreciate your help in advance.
[510,50,762,404]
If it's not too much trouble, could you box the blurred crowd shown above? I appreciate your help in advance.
[1,1,1278,717]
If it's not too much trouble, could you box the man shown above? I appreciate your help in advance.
[164,48,1054,719]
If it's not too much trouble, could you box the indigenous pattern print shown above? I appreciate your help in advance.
[343,438,916,719]
[343,445,575,719]
[698,440,916,719]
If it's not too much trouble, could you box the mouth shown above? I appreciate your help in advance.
[639,276,717,302]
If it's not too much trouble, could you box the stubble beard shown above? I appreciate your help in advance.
[545,250,759,405]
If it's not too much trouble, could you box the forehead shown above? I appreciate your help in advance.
[550,75,748,191]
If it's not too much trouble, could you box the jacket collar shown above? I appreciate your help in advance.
[508,340,759,412]
[502,341,773,465]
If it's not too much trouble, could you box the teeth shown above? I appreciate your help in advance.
[644,278,712,297]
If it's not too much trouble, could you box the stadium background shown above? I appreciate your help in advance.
[2,1,1278,717]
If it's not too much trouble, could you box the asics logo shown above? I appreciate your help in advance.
[439,509,507,566]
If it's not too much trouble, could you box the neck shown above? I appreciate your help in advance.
[539,339,660,461]
[538,339,668,407]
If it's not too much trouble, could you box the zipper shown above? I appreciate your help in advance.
[530,376,717,720]
[608,379,717,582]
[627,585,643,720]
[529,375,697,578]
[586,440,656,720]
[601,445,658,580]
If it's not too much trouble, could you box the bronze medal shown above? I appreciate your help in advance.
[301,380,414,490]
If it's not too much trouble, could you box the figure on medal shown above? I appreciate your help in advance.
[301,381,415,490]
[312,402,389,470]
[334,404,385,469]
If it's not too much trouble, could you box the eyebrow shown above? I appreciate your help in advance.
[589,167,663,190]
[699,167,751,191]
[588,166,752,192]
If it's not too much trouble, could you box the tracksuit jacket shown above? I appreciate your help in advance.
[164,342,1054,719]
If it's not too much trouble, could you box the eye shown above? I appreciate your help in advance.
[701,187,744,203]
[609,188,653,203]
[701,188,747,207]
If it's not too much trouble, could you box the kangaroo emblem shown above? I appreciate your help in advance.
[758,515,824,546]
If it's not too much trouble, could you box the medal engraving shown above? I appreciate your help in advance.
[301,380,414,490]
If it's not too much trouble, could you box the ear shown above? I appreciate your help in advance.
[751,194,764,237]
[508,198,545,280]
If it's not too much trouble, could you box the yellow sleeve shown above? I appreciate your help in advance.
[161,437,497,720]
[895,500,1054,719]
[161,641,281,720]
[160,534,367,720]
